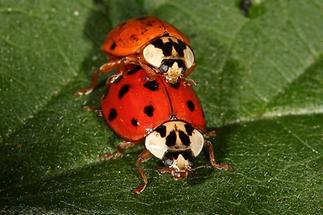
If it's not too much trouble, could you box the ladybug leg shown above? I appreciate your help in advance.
[156,166,172,175]
[183,78,197,87]
[122,55,157,80]
[206,140,232,170]
[75,68,101,96]
[138,65,157,81]
[100,141,139,160]
[182,64,197,86]
[132,149,153,194]
[75,58,123,96]
[109,72,124,83]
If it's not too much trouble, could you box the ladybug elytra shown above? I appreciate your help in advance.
[77,16,195,96]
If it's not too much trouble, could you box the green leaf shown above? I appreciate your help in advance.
[1,0,322,214]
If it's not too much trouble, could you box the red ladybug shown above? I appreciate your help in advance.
[100,66,230,193]
[77,16,195,96]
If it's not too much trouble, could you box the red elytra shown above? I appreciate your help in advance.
[101,66,205,142]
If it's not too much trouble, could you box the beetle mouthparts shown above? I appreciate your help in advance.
[172,169,190,180]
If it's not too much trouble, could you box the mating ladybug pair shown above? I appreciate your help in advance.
[77,16,230,193]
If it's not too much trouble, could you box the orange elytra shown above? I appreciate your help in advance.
[102,16,190,56]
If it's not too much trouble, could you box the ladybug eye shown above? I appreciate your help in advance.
[163,159,173,166]
[159,63,169,73]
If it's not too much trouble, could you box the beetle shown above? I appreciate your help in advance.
[77,16,196,96]
[99,66,230,193]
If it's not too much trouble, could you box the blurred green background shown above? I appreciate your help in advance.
[0,0,322,214]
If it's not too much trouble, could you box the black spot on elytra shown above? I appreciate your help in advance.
[118,84,129,99]
[127,65,141,75]
[186,100,195,112]
[131,118,139,127]
[179,130,190,146]
[110,41,117,50]
[108,108,117,121]
[130,34,138,41]
[184,124,194,136]
[155,125,166,137]
[144,80,159,91]
[146,21,154,27]
[144,105,154,117]
[166,131,176,147]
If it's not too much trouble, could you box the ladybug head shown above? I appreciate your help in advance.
[145,121,204,179]
[142,36,195,83]
[162,150,193,180]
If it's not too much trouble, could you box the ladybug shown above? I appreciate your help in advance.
[100,66,230,193]
[77,16,195,95]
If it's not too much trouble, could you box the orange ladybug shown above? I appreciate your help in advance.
[77,16,195,95]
